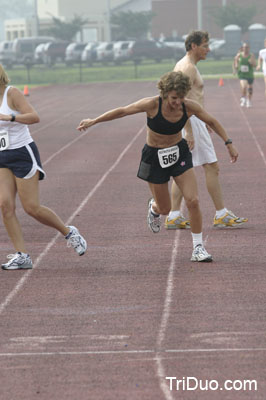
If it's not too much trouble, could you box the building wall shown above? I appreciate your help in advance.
[151,0,266,39]
[37,0,126,20]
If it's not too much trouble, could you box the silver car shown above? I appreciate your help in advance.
[65,42,87,66]
[113,41,135,64]
[81,42,99,66]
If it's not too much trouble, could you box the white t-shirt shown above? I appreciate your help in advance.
[259,48,266,75]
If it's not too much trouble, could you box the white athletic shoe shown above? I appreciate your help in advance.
[246,99,252,108]
[2,252,33,270]
[240,97,246,107]
[147,198,161,233]
[191,244,213,262]
[66,226,87,256]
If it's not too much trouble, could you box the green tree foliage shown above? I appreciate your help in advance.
[207,3,258,33]
[111,11,155,40]
[43,15,88,41]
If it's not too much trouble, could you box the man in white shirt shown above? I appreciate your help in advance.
[256,38,266,96]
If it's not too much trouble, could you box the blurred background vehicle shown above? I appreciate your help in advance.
[96,42,115,64]
[161,37,186,60]
[81,42,99,66]
[42,40,70,67]
[0,41,14,68]
[12,36,54,66]
[113,41,135,65]
[34,43,46,64]
[127,40,175,63]
[209,39,226,59]
[65,42,87,66]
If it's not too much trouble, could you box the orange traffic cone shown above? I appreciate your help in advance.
[23,85,29,96]
[218,77,224,87]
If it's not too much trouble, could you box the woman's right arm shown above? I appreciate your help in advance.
[77,97,155,132]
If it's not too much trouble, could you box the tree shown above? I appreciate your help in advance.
[207,3,258,33]
[43,15,88,41]
[111,11,155,40]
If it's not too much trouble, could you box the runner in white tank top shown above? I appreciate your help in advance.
[0,63,87,270]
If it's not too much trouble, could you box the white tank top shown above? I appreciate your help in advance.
[0,86,33,149]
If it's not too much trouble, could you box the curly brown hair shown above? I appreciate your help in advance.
[157,71,191,99]
[0,64,10,85]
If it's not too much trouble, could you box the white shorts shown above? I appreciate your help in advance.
[182,115,217,167]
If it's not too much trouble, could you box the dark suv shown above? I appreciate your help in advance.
[128,40,174,63]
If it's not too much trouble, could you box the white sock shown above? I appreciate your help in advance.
[151,204,159,216]
[215,208,228,219]
[192,232,203,249]
[168,210,181,220]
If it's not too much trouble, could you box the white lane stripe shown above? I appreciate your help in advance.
[155,229,181,400]
[1,347,266,358]
[0,125,145,315]
[228,81,266,166]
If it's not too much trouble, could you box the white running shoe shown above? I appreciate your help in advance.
[147,198,161,233]
[246,99,252,108]
[240,97,246,107]
[191,244,213,262]
[2,252,33,270]
[66,226,87,256]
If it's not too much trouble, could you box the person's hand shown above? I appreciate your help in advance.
[227,144,238,163]
[76,118,95,131]
[256,65,261,71]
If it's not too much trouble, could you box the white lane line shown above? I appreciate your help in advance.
[0,125,145,316]
[155,229,181,400]
[1,347,266,358]
[228,81,266,166]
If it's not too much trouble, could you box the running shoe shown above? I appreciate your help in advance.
[240,97,246,107]
[246,99,252,108]
[147,198,161,233]
[2,252,33,270]
[165,214,190,230]
[66,226,87,256]
[191,244,213,262]
[213,210,248,228]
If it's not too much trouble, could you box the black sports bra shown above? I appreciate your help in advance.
[147,96,188,135]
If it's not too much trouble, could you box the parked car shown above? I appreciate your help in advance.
[127,40,175,63]
[11,36,54,66]
[113,41,135,64]
[81,42,99,66]
[0,41,13,68]
[65,42,87,66]
[42,41,70,66]
[96,42,114,64]
[34,43,46,64]
[209,39,226,59]
[162,39,186,60]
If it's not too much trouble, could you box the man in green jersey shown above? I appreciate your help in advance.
[234,42,256,107]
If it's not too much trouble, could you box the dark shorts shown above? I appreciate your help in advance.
[238,76,254,84]
[137,138,193,184]
[0,141,46,180]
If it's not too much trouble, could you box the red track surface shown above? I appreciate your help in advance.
[0,79,265,399]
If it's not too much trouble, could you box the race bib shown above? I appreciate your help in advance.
[240,65,249,73]
[0,130,9,151]
[158,145,179,168]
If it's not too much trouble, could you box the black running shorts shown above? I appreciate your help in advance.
[137,139,193,184]
[0,141,46,180]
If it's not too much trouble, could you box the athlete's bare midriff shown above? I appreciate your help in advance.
[146,128,182,148]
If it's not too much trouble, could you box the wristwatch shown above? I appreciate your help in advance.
[10,113,16,122]
[225,139,232,145]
